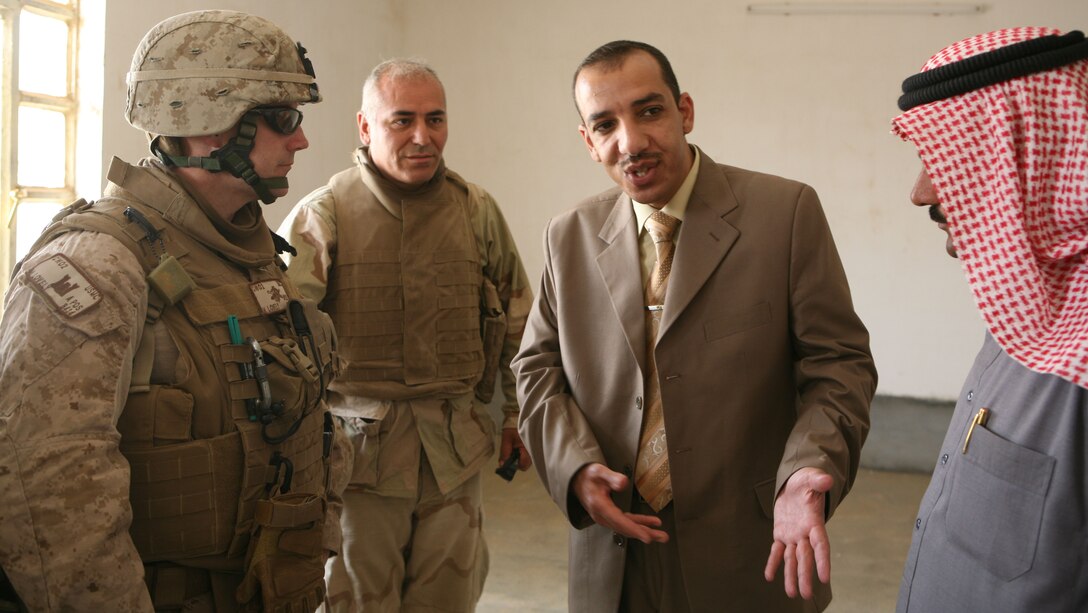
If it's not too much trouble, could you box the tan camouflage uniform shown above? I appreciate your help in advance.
[0,159,347,612]
[0,230,153,611]
[0,10,345,612]
[279,148,532,612]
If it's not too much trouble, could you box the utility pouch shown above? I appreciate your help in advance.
[235,493,327,612]
[475,277,507,403]
[147,254,196,305]
[252,336,322,438]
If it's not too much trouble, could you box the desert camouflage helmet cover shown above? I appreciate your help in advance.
[125,10,320,137]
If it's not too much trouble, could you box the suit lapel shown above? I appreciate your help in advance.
[661,157,740,337]
[596,193,648,375]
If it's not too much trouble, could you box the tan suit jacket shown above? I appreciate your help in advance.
[514,150,877,612]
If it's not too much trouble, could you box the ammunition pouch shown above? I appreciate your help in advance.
[128,432,244,561]
[475,277,507,404]
[236,493,327,612]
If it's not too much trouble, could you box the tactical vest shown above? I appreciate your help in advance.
[323,165,484,401]
[27,160,339,570]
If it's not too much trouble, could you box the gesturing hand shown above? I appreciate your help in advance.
[763,467,834,600]
[571,463,669,545]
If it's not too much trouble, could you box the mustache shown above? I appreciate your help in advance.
[929,205,947,224]
[622,152,661,166]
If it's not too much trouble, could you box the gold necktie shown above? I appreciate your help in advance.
[635,210,680,512]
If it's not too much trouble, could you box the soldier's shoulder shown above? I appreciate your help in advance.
[14,231,145,336]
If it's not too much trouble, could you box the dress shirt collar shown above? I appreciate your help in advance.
[632,145,699,236]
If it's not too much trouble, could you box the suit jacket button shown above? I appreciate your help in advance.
[613,533,626,547]
[635,396,643,410]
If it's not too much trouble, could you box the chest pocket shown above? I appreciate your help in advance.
[945,424,1055,581]
[704,302,771,341]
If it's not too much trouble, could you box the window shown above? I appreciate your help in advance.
[0,0,82,294]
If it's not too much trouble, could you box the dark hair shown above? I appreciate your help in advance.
[572,40,681,117]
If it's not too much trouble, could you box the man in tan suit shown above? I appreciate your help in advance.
[513,40,877,612]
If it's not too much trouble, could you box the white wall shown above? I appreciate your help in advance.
[102,0,399,212]
[99,0,1088,401]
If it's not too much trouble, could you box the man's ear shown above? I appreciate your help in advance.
[357,111,371,146]
[578,123,602,163]
[678,92,695,135]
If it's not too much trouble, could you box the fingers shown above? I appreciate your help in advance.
[607,511,668,544]
[601,469,629,491]
[813,528,832,584]
[766,540,803,599]
[767,531,831,600]
[573,465,669,545]
[795,539,814,599]
[580,463,629,492]
[498,428,517,465]
[500,428,533,470]
[764,541,784,582]
[769,467,834,600]
[783,541,798,598]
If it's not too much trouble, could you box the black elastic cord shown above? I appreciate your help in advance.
[899,30,1088,111]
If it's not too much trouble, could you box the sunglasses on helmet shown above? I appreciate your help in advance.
[252,106,304,135]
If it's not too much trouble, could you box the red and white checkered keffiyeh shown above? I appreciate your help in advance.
[893,27,1088,388]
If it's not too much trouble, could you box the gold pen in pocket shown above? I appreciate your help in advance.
[962,407,990,454]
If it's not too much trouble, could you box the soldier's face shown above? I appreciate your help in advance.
[249,105,310,200]
[358,75,448,190]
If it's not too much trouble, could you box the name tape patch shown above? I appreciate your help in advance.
[251,280,290,315]
[28,254,102,318]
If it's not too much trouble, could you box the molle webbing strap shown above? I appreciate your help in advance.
[899,30,1088,111]
[130,324,156,394]
[233,406,328,527]
[107,158,188,211]
[181,284,268,325]
[440,293,479,309]
[254,495,324,528]
[117,387,193,448]
[127,433,244,561]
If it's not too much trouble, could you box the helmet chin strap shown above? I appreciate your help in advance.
[152,110,287,204]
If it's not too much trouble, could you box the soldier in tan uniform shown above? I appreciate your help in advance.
[278,59,533,612]
[0,10,347,612]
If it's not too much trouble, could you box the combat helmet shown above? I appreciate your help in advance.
[125,10,320,203]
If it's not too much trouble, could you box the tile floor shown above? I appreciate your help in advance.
[477,466,931,612]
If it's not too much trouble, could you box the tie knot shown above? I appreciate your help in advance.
[646,211,680,244]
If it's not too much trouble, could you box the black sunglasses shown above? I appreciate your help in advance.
[252,106,304,135]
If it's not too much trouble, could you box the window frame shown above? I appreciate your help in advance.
[0,0,80,295]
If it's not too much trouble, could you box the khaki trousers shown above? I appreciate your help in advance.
[323,454,488,613]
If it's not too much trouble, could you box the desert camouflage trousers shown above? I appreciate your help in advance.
[321,455,488,612]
